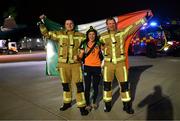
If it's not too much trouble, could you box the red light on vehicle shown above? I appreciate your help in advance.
[176,41,180,45]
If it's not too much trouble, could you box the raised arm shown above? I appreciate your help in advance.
[39,24,61,41]
[122,18,147,39]
[40,15,63,31]
[38,15,62,41]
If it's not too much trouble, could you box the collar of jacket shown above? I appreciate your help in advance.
[64,30,75,35]
[108,29,120,34]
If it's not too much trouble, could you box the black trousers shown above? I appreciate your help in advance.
[83,65,101,105]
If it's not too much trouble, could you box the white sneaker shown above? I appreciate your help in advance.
[85,105,92,111]
[91,104,98,110]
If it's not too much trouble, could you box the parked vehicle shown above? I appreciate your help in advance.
[163,24,180,56]
[129,24,168,58]
[0,39,18,54]
[129,20,180,57]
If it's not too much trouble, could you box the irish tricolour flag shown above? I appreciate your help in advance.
[43,9,153,76]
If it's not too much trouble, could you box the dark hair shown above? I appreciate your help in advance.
[105,17,116,25]
[85,26,99,42]
[64,19,78,31]
[64,18,75,24]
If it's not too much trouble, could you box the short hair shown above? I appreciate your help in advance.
[64,19,75,25]
[64,19,76,31]
[105,17,116,25]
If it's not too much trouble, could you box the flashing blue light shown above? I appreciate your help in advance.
[140,26,146,30]
[150,22,157,26]
[143,23,148,26]
[140,42,145,46]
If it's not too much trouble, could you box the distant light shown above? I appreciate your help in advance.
[167,41,173,45]
[36,38,40,42]
[140,42,145,46]
[141,26,146,30]
[164,47,169,51]
[143,23,148,26]
[47,42,55,58]
[150,22,157,26]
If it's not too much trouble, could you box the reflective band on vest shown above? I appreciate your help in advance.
[58,58,75,63]
[68,35,73,62]
[104,56,126,63]
[110,34,117,64]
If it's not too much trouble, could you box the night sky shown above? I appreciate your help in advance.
[1,0,179,26]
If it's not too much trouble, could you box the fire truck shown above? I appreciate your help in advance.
[129,20,180,57]
[129,21,170,58]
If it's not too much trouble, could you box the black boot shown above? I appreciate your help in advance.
[79,107,89,116]
[60,103,71,111]
[104,101,112,112]
[123,102,134,114]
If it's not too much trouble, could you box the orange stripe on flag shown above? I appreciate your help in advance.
[117,9,153,30]
[116,9,153,69]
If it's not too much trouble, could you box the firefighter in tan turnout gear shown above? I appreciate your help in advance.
[39,15,88,116]
[100,17,147,114]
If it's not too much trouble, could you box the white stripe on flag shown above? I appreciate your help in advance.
[77,17,118,34]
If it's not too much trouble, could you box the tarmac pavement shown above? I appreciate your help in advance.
[0,54,180,120]
[0,51,46,63]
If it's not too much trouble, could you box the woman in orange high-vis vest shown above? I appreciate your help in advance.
[79,26,103,111]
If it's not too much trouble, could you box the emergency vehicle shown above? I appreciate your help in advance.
[163,22,180,56]
[129,21,169,58]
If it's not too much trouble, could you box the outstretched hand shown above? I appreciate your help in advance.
[39,14,46,20]
[37,14,46,25]
[146,11,153,20]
